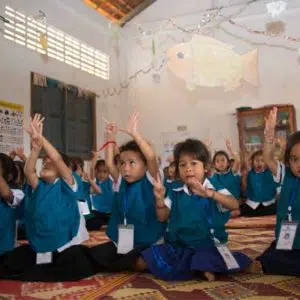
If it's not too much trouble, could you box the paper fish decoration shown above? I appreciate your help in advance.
[167,35,259,92]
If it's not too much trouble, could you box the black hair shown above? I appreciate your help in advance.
[212,150,230,165]
[14,160,25,187]
[174,139,210,174]
[169,161,176,167]
[119,140,147,165]
[0,153,18,187]
[251,150,263,162]
[95,159,106,169]
[70,157,84,172]
[284,131,300,165]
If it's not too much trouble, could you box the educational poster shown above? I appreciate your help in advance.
[161,130,189,168]
[0,100,24,154]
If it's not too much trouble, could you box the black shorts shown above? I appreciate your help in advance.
[0,244,96,282]
[89,241,145,272]
[257,240,300,276]
[240,202,276,217]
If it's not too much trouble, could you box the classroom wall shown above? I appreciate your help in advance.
[0,0,127,162]
[2,0,300,160]
[119,0,300,154]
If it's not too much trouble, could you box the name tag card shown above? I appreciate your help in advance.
[117,224,134,254]
[36,252,52,265]
[276,221,298,250]
[216,243,240,270]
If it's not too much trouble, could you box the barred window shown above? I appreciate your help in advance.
[4,5,109,80]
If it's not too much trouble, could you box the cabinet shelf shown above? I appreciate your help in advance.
[237,105,296,160]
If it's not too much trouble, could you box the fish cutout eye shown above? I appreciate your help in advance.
[177,52,184,59]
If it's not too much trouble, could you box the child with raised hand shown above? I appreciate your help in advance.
[140,138,252,281]
[0,114,92,282]
[240,145,278,217]
[0,153,24,259]
[211,139,241,201]
[84,151,114,231]
[89,112,167,272]
[90,151,114,221]
[163,161,182,193]
[257,108,300,275]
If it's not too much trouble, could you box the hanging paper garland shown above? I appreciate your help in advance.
[39,32,48,50]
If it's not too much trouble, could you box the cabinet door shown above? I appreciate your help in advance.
[241,112,265,152]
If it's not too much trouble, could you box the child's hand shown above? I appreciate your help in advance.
[15,147,24,156]
[275,135,287,149]
[15,147,25,159]
[105,121,118,141]
[26,114,44,150]
[91,150,101,160]
[225,139,233,153]
[120,111,139,137]
[153,172,166,203]
[203,138,212,150]
[264,107,277,138]
[9,149,16,159]
[189,178,214,199]
[82,172,90,181]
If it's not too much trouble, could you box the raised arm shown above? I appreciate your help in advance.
[120,112,159,179]
[204,137,213,158]
[29,113,74,185]
[0,175,14,203]
[104,122,119,182]
[90,151,100,180]
[41,137,74,185]
[153,173,170,222]
[263,107,278,176]
[15,147,27,162]
[225,139,240,174]
[24,114,43,189]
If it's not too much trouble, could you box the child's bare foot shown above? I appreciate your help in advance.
[134,256,147,272]
[245,260,263,274]
[204,271,215,281]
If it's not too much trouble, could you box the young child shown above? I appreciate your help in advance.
[240,149,278,217]
[257,107,300,275]
[0,114,92,282]
[89,112,167,272]
[164,161,182,192]
[139,139,252,281]
[210,139,241,202]
[0,153,24,259]
[89,154,114,224]
[70,157,93,221]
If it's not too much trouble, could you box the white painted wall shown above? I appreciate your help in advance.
[1,0,300,159]
[119,0,300,154]
[0,0,126,159]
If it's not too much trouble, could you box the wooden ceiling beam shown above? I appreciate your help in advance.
[102,0,127,16]
[115,0,134,10]
[118,0,157,27]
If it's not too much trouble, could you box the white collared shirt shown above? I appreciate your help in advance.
[57,175,89,252]
[164,178,231,211]
[245,165,281,209]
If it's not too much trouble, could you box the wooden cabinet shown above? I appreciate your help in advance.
[236,104,297,160]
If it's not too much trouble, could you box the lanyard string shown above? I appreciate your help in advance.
[287,178,300,222]
[202,196,219,243]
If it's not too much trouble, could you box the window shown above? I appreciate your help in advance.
[31,73,96,158]
[4,5,109,80]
